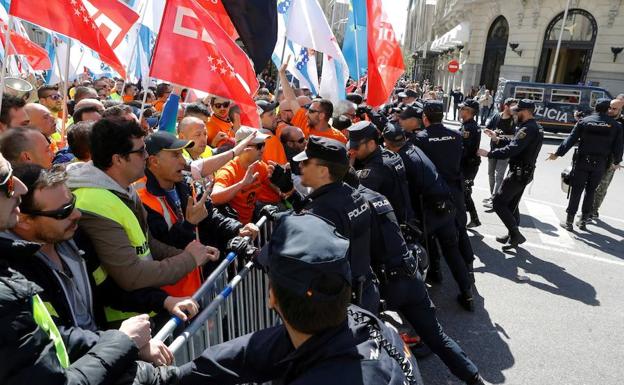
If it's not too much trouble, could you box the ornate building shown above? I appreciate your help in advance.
[404,0,624,95]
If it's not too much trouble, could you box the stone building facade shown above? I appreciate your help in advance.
[404,0,624,96]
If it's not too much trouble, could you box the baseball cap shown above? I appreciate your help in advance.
[423,100,444,114]
[382,122,406,142]
[510,99,536,112]
[399,103,423,120]
[257,213,352,300]
[235,126,270,144]
[458,98,479,112]
[256,100,278,114]
[145,131,194,156]
[292,136,348,164]
[347,121,379,149]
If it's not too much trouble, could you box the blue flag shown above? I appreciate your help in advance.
[342,0,367,80]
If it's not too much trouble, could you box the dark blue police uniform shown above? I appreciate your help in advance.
[179,214,422,385]
[458,99,482,227]
[488,99,544,246]
[354,183,481,384]
[555,98,624,228]
[411,101,475,270]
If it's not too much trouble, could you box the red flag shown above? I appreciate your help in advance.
[0,22,51,70]
[195,0,239,41]
[9,0,125,77]
[82,0,140,49]
[150,0,259,127]
[366,0,404,107]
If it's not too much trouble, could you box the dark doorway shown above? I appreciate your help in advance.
[479,16,509,91]
[536,9,596,84]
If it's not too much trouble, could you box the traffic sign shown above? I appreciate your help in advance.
[447,60,460,73]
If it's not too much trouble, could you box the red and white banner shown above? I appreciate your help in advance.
[195,0,239,41]
[0,21,51,70]
[150,0,259,127]
[366,0,404,107]
[82,0,140,49]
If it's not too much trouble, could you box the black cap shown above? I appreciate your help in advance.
[257,213,351,300]
[293,136,348,164]
[382,122,406,142]
[399,103,423,120]
[404,89,418,98]
[510,99,536,112]
[423,100,444,114]
[397,91,408,98]
[458,98,479,112]
[347,121,378,149]
[595,98,611,112]
[333,115,352,130]
[346,93,363,105]
[256,100,278,114]
[146,131,194,156]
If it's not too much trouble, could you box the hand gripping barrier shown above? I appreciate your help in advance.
[153,215,279,364]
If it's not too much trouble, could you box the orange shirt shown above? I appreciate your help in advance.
[214,158,271,224]
[206,115,234,147]
[309,127,348,144]
[154,99,166,112]
[260,129,288,166]
[123,95,134,103]
[291,108,310,137]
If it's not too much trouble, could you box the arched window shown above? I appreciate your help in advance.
[536,9,597,84]
[479,16,509,91]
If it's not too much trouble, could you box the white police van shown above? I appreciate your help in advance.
[494,79,613,133]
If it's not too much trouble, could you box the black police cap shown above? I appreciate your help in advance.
[423,100,444,114]
[510,99,536,112]
[332,115,352,130]
[404,89,418,98]
[257,213,351,300]
[458,98,479,112]
[382,122,406,142]
[145,131,194,156]
[347,121,379,149]
[399,103,423,120]
[292,136,348,165]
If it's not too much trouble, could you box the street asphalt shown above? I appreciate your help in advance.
[416,118,624,384]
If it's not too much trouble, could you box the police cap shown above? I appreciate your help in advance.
[145,131,194,156]
[382,122,406,142]
[332,115,352,130]
[347,121,379,149]
[404,89,418,99]
[399,103,423,120]
[292,135,348,165]
[257,213,352,300]
[458,98,479,112]
[510,99,536,112]
[595,98,611,112]
[423,100,444,114]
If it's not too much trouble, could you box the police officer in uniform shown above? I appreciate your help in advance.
[479,99,544,248]
[458,99,482,228]
[288,136,379,313]
[179,214,424,385]
[547,98,623,230]
[383,123,475,310]
[398,103,424,142]
[344,170,484,385]
[348,121,414,225]
[411,100,475,272]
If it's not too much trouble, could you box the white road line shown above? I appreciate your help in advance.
[523,200,575,249]
[479,233,624,268]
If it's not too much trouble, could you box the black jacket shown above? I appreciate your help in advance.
[0,257,137,385]
[555,112,623,164]
[178,305,423,385]
[412,123,464,187]
[460,118,482,178]
[489,118,544,168]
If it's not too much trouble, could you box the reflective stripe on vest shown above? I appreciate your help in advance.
[32,294,70,368]
[74,187,153,323]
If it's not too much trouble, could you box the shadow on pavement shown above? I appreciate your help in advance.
[571,220,624,260]
[519,213,558,236]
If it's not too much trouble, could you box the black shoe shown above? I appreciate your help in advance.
[560,214,574,231]
[496,234,509,244]
[457,292,475,312]
[467,219,481,228]
[576,215,589,230]
[507,229,526,247]
[466,374,486,385]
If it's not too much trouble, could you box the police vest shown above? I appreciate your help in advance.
[74,187,153,323]
[32,294,70,368]
[135,177,202,297]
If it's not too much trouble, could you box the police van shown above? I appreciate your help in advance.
[494,79,613,133]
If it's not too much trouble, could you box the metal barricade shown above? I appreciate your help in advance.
[153,216,279,365]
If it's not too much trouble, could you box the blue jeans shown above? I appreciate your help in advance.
[479,107,490,125]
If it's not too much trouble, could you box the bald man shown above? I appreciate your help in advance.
[74,98,105,113]
[178,116,210,161]
[0,127,54,169]
[24,103,57,139]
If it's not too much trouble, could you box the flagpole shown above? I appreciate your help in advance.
[59,39,72,147]
[0,15,14,114]
[353,16,361,92]
[548,0,570,84]
[273,35,288,96]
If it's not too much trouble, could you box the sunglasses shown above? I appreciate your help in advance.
[308,108,320,114]
[21,194,76,220]
[248,142,265,150]
[0,166,15,198]
[124,146,147,156]
[213,102,230,109]
[44,94,62,100]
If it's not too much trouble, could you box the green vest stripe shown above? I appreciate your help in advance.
[33,294,70,368]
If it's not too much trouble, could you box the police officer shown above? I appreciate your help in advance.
[411,100,475,271]
[288,136,379,313]
[398,103,424,142]
[383,123,475,310]
[547,98,623,230]
[458,99,482,228]
[348,121,414,225]
[344,170,484,384]
[180,214,424,385]
[479,99,544,248]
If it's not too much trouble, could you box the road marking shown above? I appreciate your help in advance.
[479,233,624,267]
[523,200,575,249]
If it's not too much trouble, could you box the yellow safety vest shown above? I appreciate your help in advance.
[32,294,70,368]
[74,187,153,323]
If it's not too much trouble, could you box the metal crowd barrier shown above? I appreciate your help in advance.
[153,215,280,365]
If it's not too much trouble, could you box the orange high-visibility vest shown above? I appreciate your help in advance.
[136,177,202,297]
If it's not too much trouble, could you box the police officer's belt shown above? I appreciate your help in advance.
[374,254,418,284]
